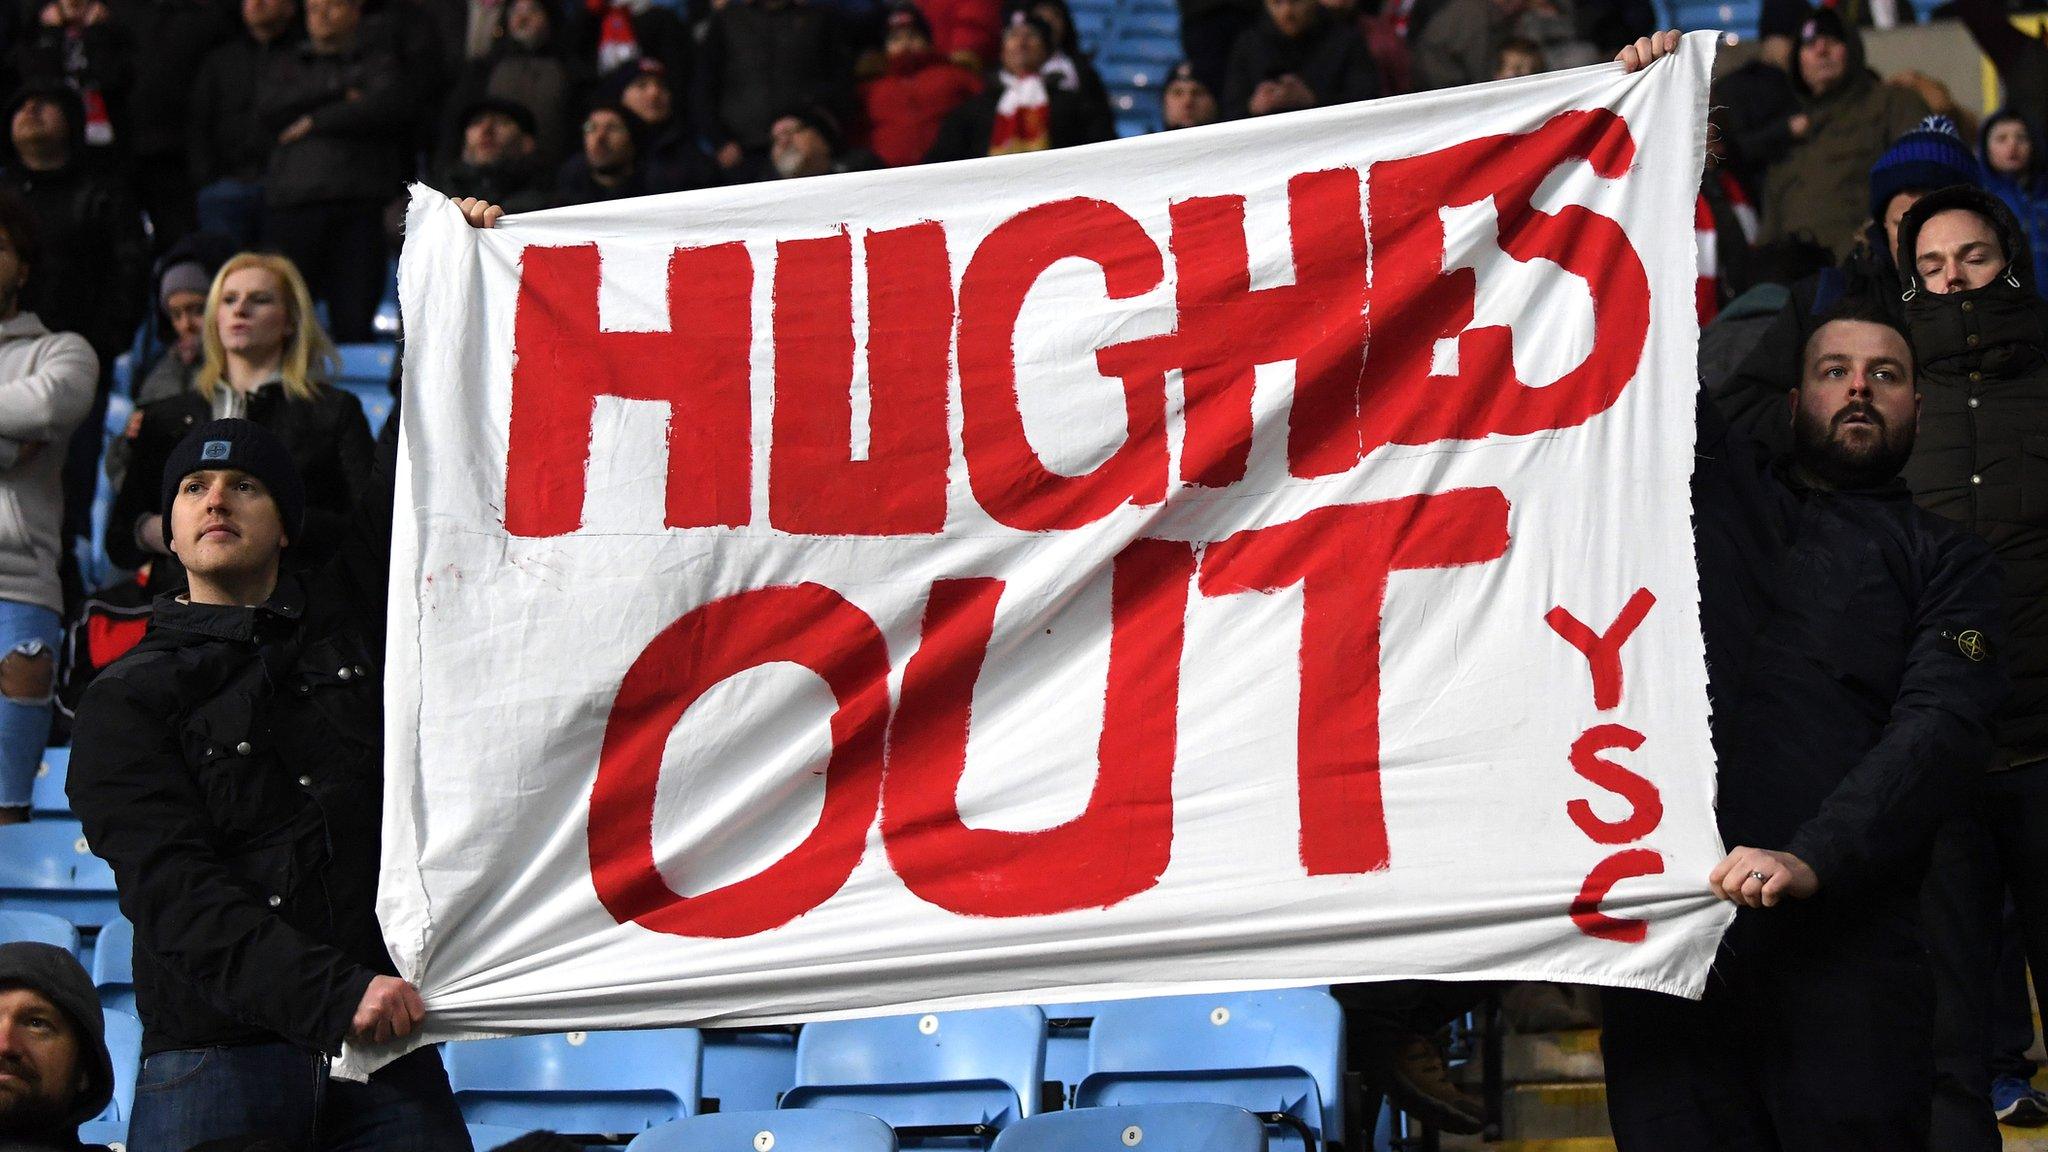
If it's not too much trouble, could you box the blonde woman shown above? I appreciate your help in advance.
[109,252,376,584]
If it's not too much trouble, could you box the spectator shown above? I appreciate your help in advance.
[566,0,690,89]
[1013,0,1112,128]
[1160,59,1217,129]
[858,1,983,167]
[1955,0,2047,137]
[1980,110,2048,291]
[1697,233,1832,391]
[693,0,854,176]
[1177,0,1257,101]
[924,11,1109,160]
[754,104,879,179]
[0,942,115,1148]
[1220,0,1377,119]
[0,192,94,828]
[108,252,373,584]
[1756,9,1927,259]
[189,0,301,247]
[442,0,585,169]
[1891,186,2048,1152]
[136,261,213,405]
[70,416,468,1152]
[11,0,135,160]
[109,0,238,248]
[916,0,1003,72]
[599,59,713,190]
[433,97,551,214]
[555,100,670,203]
[1713,115,1980,459]
[1697,106,1758,324]
[1410,0,1527,91]
[256,0,411,343]
[1606,298,2008,1152]
[1710,0,1808,199]
[1492,33,1541,78]
[1318,0,1411,96]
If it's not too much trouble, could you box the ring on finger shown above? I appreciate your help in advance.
[1748,869,1769,882]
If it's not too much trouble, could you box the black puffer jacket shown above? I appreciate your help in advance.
[68,426,397,1058]
[255,22,413,208]
[1895,186,2048,765]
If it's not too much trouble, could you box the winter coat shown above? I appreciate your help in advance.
[922,77,1109,162]
[255,27,413,208]
[860,50,983,167]
[553,152,674,204]
[1981,111,2048,294]
[1711,58,1801,200]
[442,41,588,169]
[1895,187,2048,765]
[1759,32,1927,259]
[107,383,376,579]
[0,162,149,364]
[0,312,95,614]
[69,427,399,1058]
[1221,12,1378,118]
[692,0,853,152]
[433,154,553,215]
[107,0,239,162]
[1694,395,2007,909]
[1409,0,1508,91]
[189,31,296,185]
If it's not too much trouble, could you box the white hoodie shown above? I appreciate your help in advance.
[0,311,97,613]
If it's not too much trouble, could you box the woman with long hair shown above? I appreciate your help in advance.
[109,251,376,585]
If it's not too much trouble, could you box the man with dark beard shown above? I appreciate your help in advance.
[1600,299,2009,1151]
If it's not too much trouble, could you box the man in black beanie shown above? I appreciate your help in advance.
[66,418,471,1152]
[0,942,113,1150]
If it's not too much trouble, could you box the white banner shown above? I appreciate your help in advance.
[357,32,1732,1073]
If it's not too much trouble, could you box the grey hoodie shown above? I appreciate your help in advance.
[0,312,96,614]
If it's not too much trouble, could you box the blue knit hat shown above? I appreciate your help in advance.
[1870,115,1981,221]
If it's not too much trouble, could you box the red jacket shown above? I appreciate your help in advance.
[918,0,1002,68]
[860,51,985,167]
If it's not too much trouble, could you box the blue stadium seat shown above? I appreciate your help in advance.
[1111,11,1177,38]
[467,1123,538,1151]
[990,1103,1269,1151]
[1076,990,1344,1150]
[1116,117,1157,139]
[93,914,135,1016]
[76,1008,142,1148]
[626,1108,899,1151]
[701,1026,797,1113]
[445,1027,704,1135]
[1100,60,1162,89]
[31,747,70,817]
[1104,34,1180,65]
[782,1006,1046,1139]
[0,909,80,956]
[0,821,119,928]
[335,341,397,387]
[1039,1003,1114,1104]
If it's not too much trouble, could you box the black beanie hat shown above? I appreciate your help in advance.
[159,418,307,543]
[0,941,114,1127]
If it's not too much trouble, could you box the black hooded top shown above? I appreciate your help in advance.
[0,942,115,1145]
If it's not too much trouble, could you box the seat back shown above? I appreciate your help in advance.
[0,909,81,956]
[782,1006,1047,1134]
[445,1028,703,1134]
[31,747,69,816]
[701,1026,797,1113]
[626,1108,899,1151]
[990,1104,1268,1151]
[93,914,136,1016]
[95,1009,142,1126]
[0,822,119,927]
[1077,991,1343,1143]
[466,1123,537,1151]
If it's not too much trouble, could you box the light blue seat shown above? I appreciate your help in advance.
[991,1104,1268,1151]
[467,1123,537,1151]
[76,1008,143,1148]
[445,1028,703,1135]
[93,914,135,1016]
[334,341,397,387]
[0,909,80,956]
[0,822,119,928]
[781,1006,1046,1139]
[31,746,69,817]
[701,1026,797,1113]
[1039,1003,1116,1105]
[626,1108,898,1151]
[1076,991,1344,1150]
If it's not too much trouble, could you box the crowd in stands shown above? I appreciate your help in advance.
[0,0,2047,1147]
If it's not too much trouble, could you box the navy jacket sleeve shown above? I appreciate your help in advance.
[1783,530,2009,891]
[68,668,378,1052]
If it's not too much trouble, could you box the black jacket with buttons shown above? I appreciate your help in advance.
[67,425,395,1058]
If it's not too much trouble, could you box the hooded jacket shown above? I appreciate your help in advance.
[1759,27,1927,259]
[0,942,115,1146]
[1980,109,2048,293]
[1894,185,2048,765]
[0,313,97,615]
[860,47,984,167]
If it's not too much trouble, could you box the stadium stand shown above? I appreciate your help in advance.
[625,1108,901,1151]
[0,908,81,957]
[30,745,68,817]
[0,821,120,929]
[701,1026,800,1113]
[781,1006,1048,1141]
[92,914,135,1017]
[989,1102,1270,1151]
[75,1009,143,1150]
[1075,990,1345,1150]
[445,1027,705,1136]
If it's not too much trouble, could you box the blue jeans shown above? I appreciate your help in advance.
[127,1042,473,1152]
[0,599,59,810]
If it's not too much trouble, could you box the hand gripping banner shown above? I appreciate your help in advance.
[352,32,1732,1074]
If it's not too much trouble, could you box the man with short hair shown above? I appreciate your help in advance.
[1602,300,2010,1150]
[434,97,550,214]
[1160,58,1218,129]
[555,100,667,205]
[0,942,115,1150]
[603,59,714,190]
[759,106,878,181]
[68,419,471,1152]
